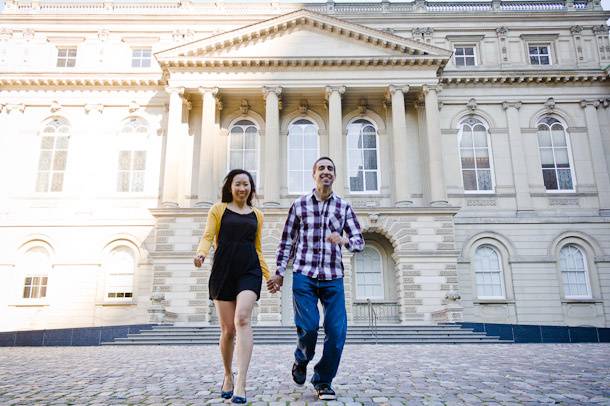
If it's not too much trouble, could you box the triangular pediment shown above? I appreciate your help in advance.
[156,10,451,68]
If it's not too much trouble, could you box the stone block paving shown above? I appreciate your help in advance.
[0,344,609,405]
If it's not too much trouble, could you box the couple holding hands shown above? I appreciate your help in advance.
[193,156,364,403]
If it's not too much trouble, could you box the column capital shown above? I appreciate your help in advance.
[325,85,346,99]
[199,86,219,96]
[387,84,410,96]
[6,103,25,113]
[502,101,522,110]
[422,84,442,95]
[262,86,282,99]
[165,86,185,96]
[580,99,600,109]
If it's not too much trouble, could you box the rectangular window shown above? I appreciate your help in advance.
[529,44,551,65]
[117,150,146,192]
[36,134,69,193]
[56,47,77,68]
[454,46,476,66]
[23,276,48,299]
[106,274,134,299]
[131,48,152,68]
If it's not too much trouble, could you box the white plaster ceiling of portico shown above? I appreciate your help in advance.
[155,9,452,87]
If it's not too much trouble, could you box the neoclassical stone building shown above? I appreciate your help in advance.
[1,0,609,331]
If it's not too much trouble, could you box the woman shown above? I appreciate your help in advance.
[193,169,269,404]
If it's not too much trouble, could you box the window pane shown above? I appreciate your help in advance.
[463,170,477,190]
[365,171,378,191]
[363,150,377,170]
[288,149,303,170]
[554,149,569,166]
[118,172,130,192]
[540,56,549,65]
[133,151,146,170]
[349,172,364,192]
[551,129,566,146]
[23,286,31,298]
[36,172,49,192]
[538,131,552,147]
[477,170,492,190]
[455,57,465,66]
[55,136,69,149]
[465,47,474,56]
[244,127,257,149]
[362,129,376,148]
[230,132,243,149]
[543,169,558,190]
[52,151,67,170]
[41,136,54,149]
[461,148,475,168]
[244,151,256,171]
[475,148,490,168]
[288,132,302,148]
[288,171,302,193]
[118,151,131,170]
[229,151,242,170]
[40,286,47,298]
[38,151,52,171]
[540,149,554,168]
[460,130,473,148]
[557,169,573,190]
[132,172,145,192]
[51,173,64,192]
[473,129,487,147]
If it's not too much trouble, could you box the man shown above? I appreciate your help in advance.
[267,156,364,401]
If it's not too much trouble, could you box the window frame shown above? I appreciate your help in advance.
[286,118,319,195]
[536,116,576,193]
[103,245,137,303]
[473,244,506,300]
[56,46,77,68]
[36,117,71,193]
[131,47,152,68]
[457,116,496,194]
[15,244,53,305]
[453,45,478,67]
[226,119,260,184]
[558,244,592,300]
[117,117,150,193]
[346,118,381,195]
[528,43,552,66]
[353,245,385,301]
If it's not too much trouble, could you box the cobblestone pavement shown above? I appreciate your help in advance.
[0,344,609,405]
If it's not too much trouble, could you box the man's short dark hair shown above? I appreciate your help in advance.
[312,156,336,174]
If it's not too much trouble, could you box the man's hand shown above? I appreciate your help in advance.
[266,274,284,294]
[193,255,205,268]
[326,232,348,246]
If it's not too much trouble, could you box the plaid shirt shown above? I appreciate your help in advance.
[276,190,364,280]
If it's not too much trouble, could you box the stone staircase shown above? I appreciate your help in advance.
[103,324,511,345]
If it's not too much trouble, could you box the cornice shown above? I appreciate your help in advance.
[0,72,165,88]
[441,69,608,85]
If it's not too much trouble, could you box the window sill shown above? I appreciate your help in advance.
[353,300,397,304]
[9,301,49,307]
[561,299,602,304]
[96,300,137,307]
[473,299,515,305]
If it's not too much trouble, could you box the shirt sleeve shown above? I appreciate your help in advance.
[254,208,270,280]
[343,204,364,253]
[275,201,300,277]
[196,203,221,257]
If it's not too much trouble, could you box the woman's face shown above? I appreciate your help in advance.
[231,173,251,203]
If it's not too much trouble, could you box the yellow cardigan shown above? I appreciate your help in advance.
[196,202,269,280]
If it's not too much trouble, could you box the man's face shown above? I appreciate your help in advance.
[313,159,335,189]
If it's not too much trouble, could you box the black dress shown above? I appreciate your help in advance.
[208,208,263,301]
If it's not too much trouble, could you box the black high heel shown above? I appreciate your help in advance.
[220,375,234,399]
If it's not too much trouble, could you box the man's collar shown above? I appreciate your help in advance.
[309,188,335,202]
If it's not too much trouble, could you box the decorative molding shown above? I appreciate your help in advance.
[466,98,477,111]
[262,86,282,100]
[357,98,368,114]
[298,99,309,114]
[502,101,522,110]
[520,33,559,41]
[165,86,185,96]
[445,34,485,42]
[198,87,219,96]
[580,100,600,109]
[46,35,85,45]
[544,97,556,111]
[97,29,109,41]
[122,36,161,45]
[215,96,223,111]
[442,70,607,85]
[239,98,250,114]
[593,25,609,35]
[0,29,13,41]
[325,85,346,99]
[128,100,140,113]
[84,103,104,114]
[569,25,583,35]
[466,199,497,207]
[495,26,508,36]
[50,101,62,113]
[422,84,442,95]
[7,103,26,113]
[22,29,35,41]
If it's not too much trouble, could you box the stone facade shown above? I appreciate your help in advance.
[0,0,609,331]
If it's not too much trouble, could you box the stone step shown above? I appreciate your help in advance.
[105,338,507,345]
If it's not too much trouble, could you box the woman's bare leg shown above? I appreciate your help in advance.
[233,290,257,397]
[214,300,237,392]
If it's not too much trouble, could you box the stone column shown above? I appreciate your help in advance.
[388,85,412,206]
[326,86,346,196]
[423,85,447,206]
[161,86,185,208]
[197,87,218,208]
[502,101,533,213]
[581,100,610,212]
[263,86,282,206]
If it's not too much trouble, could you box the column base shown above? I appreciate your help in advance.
[429,200,449,207]
[194,201,214,208]
[263,201,281,207]
[160,201,179,208]
[394,200,414,207]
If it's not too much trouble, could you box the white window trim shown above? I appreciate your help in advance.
[559,244,593,300]
[131,47,152,68]
[287,118,320,195]
[473,245,506,300]
[226,118,261,183]
[527,43,553,66]
[536,117,577,193]
[36,118,71,194]
[346,118,381,195]
[103,245,138,304]
[354,244,385,301]
[55,46,78,68]
[453,44,478,67]
[457,117,496,194]
[12,243,53,306]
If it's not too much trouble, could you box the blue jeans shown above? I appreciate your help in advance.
[292,272,347,387]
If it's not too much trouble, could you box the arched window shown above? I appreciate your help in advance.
[354,246,384,300]
[19,247,51,299]
[117,117,148,192]
[104,246,135,300]
[347,119,379,193]
[287,119,319,194]
[537,117,574,191]
[458,117,494,192]
[228,119,259,183]
[473,245,505,299]
[559,244,591,298]
[36,117,70,192]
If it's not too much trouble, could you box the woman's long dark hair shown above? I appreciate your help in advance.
[221,169,256,206]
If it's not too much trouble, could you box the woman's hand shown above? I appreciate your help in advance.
[193,255,205,268]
